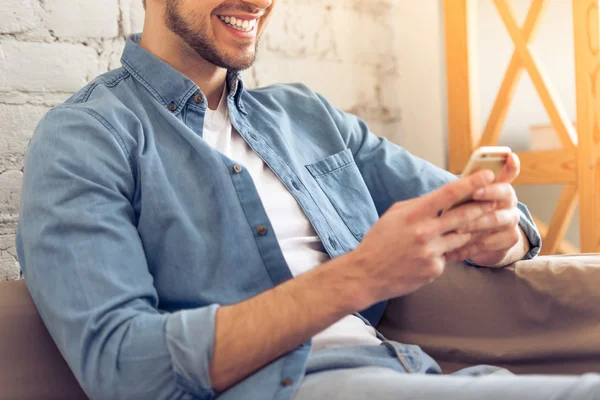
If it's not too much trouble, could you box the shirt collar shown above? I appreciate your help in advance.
[121,34,246,114]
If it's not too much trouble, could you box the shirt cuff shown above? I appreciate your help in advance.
[165,304,220,399]
[516,202,542,260]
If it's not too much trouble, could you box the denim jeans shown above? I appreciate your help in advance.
[292,341,600,400]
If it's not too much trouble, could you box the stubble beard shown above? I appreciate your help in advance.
[165,0,259,72]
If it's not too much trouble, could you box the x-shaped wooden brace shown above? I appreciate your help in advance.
[484,0,578,149]
[483,0,579,254]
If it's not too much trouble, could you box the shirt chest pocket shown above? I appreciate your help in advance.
[306,149,379,242]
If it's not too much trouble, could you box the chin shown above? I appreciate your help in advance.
[220,52,256,71]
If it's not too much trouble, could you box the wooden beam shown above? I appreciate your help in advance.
[540,184,579,255]
[573,0,600,252]
[514,149,578,185]
[532,216,580,255]
[494,0,578,149]
[478,0,548,148]
[444,0,480,174]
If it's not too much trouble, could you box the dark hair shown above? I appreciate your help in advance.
[142,0,146,9]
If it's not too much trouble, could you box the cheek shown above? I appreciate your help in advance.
[179,0,217,28]
[257,10,275,33]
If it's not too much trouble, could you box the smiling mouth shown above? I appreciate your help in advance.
[218,15,257,32]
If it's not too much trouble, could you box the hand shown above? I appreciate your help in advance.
[445,153,530,267]
[348,170,497,309]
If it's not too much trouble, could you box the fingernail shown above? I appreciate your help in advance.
[474,188,485,198]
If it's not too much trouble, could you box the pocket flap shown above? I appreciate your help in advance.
[305,149,354,177]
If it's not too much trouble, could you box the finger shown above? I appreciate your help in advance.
[496,152,520,183]
[421,170,495,219]
[452,227,521,258]
[472,183,517,208]
[457,208,520,233]
[444,249,467,262]
[445,227,505,261]
[437,231,473,254]
[436,200,497,235]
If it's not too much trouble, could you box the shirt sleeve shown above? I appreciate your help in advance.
[314,93,541,260]
[17,106,219,400]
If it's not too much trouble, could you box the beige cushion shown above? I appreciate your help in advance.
[377,254,600,375]
[0,279,87,399]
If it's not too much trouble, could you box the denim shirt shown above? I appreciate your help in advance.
[16,35,541,400]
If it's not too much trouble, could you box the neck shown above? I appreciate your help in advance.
[140,8,227,110]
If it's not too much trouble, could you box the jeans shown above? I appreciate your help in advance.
[292,341,600,400]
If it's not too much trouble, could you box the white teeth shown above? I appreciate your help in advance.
[218,15,256,32]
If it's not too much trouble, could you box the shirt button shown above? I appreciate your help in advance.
[194,93,204,104]
[280,378,294,387]
[233,164,243,174]
[292,181,300,191]
[168,102,177,112]
[256,225,268,236]
[329,238,337,250]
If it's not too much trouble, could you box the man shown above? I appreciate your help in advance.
[16,0,599,399]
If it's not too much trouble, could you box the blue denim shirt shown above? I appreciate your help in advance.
[16,35,541,400]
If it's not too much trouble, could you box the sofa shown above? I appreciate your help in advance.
[2,254,600,399]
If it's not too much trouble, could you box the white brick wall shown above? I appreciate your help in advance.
[0,0,407,281]
[43,0,120,39]
[0,0,42,34]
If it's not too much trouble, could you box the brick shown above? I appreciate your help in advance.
[0,91,71,107]
[120,0,146,36]
[43,0,120,39]
[0,233,19,281]
[0,104,50,162]
[99,38,126,72]
[0,41,100,92]
[0,105,50,239]
[0,234,17,258]
[0,252,20,281]
[0,214,18,236]
[0,0,41,34]
[0,170,23,217]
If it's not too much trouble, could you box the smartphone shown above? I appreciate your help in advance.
[461,146,512,179]
[444,146,512,213]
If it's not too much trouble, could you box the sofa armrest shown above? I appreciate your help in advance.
[376,254,600,375]
[0,279,87,399]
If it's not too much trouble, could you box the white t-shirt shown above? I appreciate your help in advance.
[202,87,381,352]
